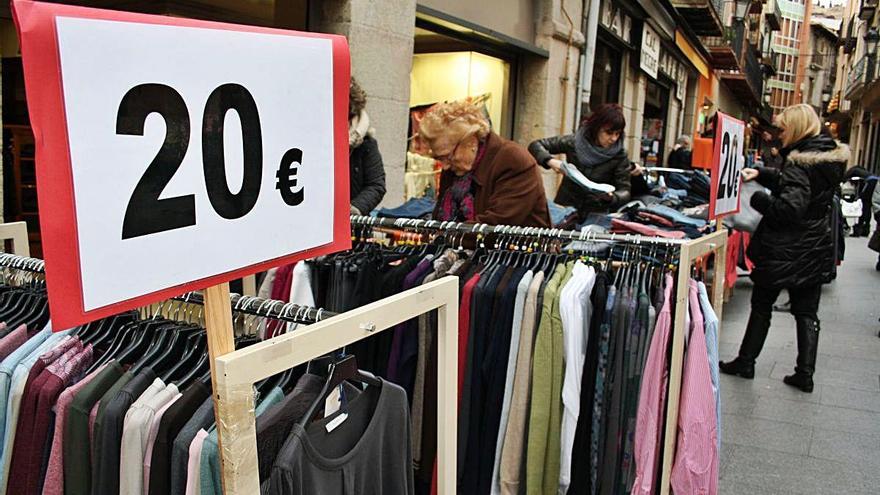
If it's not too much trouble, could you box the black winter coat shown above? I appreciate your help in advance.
[528,134,631,215]
[349,135,387,214]
[747,134,849,289]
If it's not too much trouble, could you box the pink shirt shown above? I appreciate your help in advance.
[610,219,686,239]
[42,363,108,495]
[670,280,718,495]
[143,393,181,493]
[185,429,210,495]
[0,324,26,362]
[632,274,674,495]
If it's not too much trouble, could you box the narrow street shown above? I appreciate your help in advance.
[719,236,880,494]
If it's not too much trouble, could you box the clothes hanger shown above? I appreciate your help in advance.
[298,353,381,428]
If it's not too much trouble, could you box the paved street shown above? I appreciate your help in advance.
[718,236,880,494]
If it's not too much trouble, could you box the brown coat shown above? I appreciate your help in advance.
[433,132,551,227]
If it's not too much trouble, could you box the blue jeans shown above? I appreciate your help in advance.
[642,204,707,228]
[376,197,436,219]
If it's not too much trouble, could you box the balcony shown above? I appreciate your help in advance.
[670,0,724,36]
[761,48,779,76]
[765,0,782,31]
[719,42,765,106]
[860,0,878,21]
[702,25,745,70]
[845,56,869,100]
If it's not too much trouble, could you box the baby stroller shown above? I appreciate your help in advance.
[840,177,863,236]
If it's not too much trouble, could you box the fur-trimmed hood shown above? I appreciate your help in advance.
[787,141,850,167]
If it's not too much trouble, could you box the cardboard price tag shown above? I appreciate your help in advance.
[13,0,352,328]
[709,112,746,220]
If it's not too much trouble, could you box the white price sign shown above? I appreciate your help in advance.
[709,112,746,220]
[14,0,351,328]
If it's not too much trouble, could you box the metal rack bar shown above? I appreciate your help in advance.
[350,215,696,246]
[172,291,335,324]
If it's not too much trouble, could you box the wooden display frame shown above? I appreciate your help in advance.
[659,227,727,494]
[0,221,31,257]
[206,277,460,495]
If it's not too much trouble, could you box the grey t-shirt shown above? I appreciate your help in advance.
[262,379,414,495]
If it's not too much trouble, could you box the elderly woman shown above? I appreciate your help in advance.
[528,103,631,218]
[720,104,849,393]
[419,100,550,227]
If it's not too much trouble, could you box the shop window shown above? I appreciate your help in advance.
[641,79,670,166]
[410,51,512,137]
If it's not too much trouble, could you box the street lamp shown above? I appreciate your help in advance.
[733,0,750,22]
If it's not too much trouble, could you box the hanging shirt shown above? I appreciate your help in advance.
[8,343,93,495]
[120,379,179,495]
[64,361,125,495]
[0,328,71,495]
[262,380,415,495]
[185,429,209,495]
[591,285,617,492]
[670,280,718,495]
[489,269,533,495]
[526,262,571,495]
[698,281,721,453]
[559,263,596,494]
[171,398,215,495]
[143,392,183,494]
[0,326,52,457]
[0,325,27,363]
[632,274,674,495]
[148,380,211,495]
[92,367,158,495]
[285,260,316,334]
[498,271,544,495]
[43,362,109,495]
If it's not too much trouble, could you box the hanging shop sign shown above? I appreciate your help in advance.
[13,0,351,328]
[600,0,633,45]
[709,112,746,220]
[640,23,660,79]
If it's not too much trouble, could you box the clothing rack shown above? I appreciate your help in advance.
[350,215,695,246]
[171,291,335,325]
[352,214,728,495]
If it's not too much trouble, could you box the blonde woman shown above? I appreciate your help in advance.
[719,104,849,393]
[419,100,550,227]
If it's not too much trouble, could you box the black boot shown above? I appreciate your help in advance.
[720,310,772,379]
[783,317,819,393]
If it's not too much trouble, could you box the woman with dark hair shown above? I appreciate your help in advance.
[348,77,386,215]
[529,103,631,217]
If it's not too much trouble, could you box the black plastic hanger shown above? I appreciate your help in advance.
[298,353,381,427]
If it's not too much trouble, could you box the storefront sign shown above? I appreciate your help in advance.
[659,51,687,102]
[13,0,351,328]
[601,0,632,44]
[710,112,746,220]
[640,23,660,79]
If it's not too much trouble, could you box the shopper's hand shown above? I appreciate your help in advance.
[547,159,564,173]
[599,192,615,202]
[629,163,646,177]
[741,168,759,182]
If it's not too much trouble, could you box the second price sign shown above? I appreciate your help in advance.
[15,1,351,327]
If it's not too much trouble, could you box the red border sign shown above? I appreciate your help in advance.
[13,0,352,329]
[708,112,746,221]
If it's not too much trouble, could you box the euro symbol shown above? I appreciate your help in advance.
[276,148,304,206]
